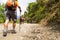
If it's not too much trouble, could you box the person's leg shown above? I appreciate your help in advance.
[13,11,17,30]
[13,20,16,31]
[11,11,17,33]
[3,11,10,36]
[4,19,9,31]
[11,19,17,33]
[3,19,9,36]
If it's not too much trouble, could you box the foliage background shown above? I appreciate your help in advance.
[0,0,60,24]
[24,0,60,23]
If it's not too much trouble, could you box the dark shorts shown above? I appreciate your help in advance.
[6,10,17,22]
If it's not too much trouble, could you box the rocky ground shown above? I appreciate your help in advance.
[0,23,60,40]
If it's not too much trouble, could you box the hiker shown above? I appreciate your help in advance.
[3,0,21,36]
[20,16,25,24]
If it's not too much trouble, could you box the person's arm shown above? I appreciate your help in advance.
[18,6,22,12]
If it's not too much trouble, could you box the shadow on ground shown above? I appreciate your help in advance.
[46,22,60,32]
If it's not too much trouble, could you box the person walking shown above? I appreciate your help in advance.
[3,0,21,37]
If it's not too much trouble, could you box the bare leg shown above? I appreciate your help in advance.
[11,21,16,33]
[4,19,9,32]
[13,21,16,30]
[3,19,9,36]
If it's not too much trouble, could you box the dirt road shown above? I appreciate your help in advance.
[0,23,60,40]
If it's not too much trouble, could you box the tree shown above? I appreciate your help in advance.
[24,0,60,24]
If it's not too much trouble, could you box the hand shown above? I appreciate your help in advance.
[20,10,22,12]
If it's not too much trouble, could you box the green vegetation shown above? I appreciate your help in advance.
[0,4,5,23]
[24,0,60,24]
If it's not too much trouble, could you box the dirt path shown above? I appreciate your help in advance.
[0,23,60,40]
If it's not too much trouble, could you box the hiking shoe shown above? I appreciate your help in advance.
[3,32,7,37]
[11,30,16,34]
